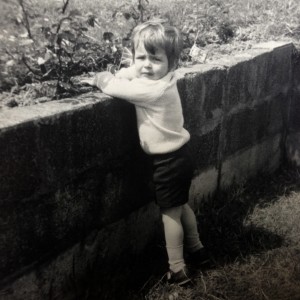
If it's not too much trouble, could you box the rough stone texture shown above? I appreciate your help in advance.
[221,134,282,187]
[286,46,300,166]
[177,67,225,172]
[286,133,300,167]
[0,95,147,204]
[0,202,161,300]
[0,94,153,283]
[223,95,286,157]
[190,167,219,209]
[222,43,293,109]
[0,41,298,299]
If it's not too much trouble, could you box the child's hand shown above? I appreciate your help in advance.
[115,65,136,80]
[79,76,95,86]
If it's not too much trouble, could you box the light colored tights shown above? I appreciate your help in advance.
[161,203,203,273]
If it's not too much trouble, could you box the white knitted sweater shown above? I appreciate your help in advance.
[94,67,190,154]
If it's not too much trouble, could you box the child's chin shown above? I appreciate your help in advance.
[140,73,154,79]
[139,74,164,80]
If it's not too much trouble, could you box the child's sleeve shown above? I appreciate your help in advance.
[115,65,136,80]
[94,72,167,107]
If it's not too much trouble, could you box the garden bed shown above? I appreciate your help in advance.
[1,0,300,110]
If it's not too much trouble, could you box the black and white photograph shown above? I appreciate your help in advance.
[0,0,300,299]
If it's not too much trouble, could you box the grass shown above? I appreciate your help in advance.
[109,166,300,300]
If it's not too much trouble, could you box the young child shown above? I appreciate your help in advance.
[82,21,208,285]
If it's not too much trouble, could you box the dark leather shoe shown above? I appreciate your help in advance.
[167,266,192,286]
[187,247,212,268]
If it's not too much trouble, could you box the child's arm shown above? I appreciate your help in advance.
[93,72,167,106]
[115,65,136,80]
[79,65,136,89]
[80,69,172,106]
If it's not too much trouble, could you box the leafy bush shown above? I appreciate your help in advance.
[1,0,300,105]
[0,0,155,98]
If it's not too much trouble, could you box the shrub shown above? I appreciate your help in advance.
[0,0,154,98]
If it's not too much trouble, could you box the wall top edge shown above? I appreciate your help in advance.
[0,41,295,131]
[0,92,110,131]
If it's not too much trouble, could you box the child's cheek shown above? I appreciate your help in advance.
[134,65,142,78]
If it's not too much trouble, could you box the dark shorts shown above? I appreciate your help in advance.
[151,143,195,209]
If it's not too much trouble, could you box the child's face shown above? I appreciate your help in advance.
[134,43,169,80]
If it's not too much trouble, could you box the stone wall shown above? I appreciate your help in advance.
[286,45,300,167]
[0,41,298,299]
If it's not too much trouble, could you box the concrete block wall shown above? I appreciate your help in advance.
[286,45,300,167]
[179,42,294,205]
[0,96,158,299]
[0,41,297,299]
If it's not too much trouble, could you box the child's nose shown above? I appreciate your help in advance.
[144,58,152,67]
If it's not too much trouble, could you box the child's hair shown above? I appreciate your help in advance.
[131,21,183,71]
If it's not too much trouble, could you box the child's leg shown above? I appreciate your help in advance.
[161,206,185,273]
[181,203,204,253]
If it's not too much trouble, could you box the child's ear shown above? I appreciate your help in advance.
[169,65,176,72]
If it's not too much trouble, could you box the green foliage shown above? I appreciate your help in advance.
[0,0,154,98]
[1,2,116,97]
[0,0,239,97]
[1,0,300,103]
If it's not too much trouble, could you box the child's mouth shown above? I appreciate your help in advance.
[141,72,153,77]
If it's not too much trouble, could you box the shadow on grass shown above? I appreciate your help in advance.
[198,166,300,265]
[84,235,168,300]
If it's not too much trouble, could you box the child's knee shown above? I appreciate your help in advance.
[161,205,183,221]
[182,203,190,210]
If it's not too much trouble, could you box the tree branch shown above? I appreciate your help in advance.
[21,55,41,76]
[18,0,33,40]
[62,0,70,14]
